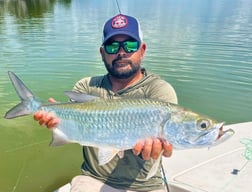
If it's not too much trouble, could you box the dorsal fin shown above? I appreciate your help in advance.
[64,91,99,102]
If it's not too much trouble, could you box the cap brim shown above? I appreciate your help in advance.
[102,31,140,44]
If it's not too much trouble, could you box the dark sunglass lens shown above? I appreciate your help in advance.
[105,42,120,54]
[123,41,139,53]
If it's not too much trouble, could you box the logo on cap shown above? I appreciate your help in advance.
[111,15,128,28]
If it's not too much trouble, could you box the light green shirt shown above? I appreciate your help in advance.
[73,68,177,191]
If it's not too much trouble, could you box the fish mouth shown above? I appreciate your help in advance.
[194,122,234,146]
[214,123,235,145]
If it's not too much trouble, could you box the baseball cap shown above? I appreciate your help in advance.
[102,14,143,44]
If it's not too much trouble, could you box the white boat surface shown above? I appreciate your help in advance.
[56,121,252,192]
[163,121,252,192]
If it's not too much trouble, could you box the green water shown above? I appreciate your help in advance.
[0,0,251,191]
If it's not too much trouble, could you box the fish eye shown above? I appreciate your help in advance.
[198,119,211,129]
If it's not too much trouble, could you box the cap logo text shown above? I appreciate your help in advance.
[111,15,128,28]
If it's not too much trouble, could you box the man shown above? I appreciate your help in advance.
[34,14,178,192]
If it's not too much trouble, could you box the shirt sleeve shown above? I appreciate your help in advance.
[72,77,91,93]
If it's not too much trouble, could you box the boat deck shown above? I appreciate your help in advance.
[163,121,252,192]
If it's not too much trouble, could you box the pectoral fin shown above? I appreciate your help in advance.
[50,128,70,146]
[146,150,163,180]
[98,148,122,165]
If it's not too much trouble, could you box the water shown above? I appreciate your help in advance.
[0,0,251,191]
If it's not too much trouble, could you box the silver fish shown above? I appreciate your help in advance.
[5,71,234,164]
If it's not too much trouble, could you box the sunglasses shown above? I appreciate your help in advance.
[104,40,140,54]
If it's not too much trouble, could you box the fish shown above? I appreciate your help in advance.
[4,71,234,166]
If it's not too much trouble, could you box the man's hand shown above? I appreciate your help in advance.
[33,98,59,129]
[132,138,173,160]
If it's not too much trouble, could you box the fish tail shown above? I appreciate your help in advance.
[4,71,41,119]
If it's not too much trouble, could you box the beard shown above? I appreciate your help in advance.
[104,58,141,79]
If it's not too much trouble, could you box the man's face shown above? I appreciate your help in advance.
[100,35,146,79]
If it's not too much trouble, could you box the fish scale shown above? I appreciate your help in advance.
[44,101,170,149]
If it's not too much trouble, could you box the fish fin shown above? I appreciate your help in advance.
[5,101,31,119]
[64,91,99,102]
[98,148,120,165]
[4,71,40,119]
[50,128,70,146]
[146,150,163,180]
[117,150,125,159]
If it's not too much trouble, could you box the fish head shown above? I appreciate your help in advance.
[164,107,234,149]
